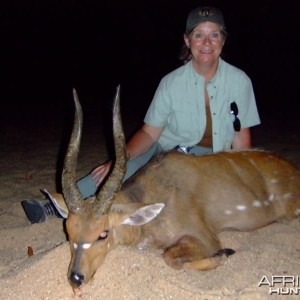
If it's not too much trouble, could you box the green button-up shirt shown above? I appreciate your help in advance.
[144,58,261,152]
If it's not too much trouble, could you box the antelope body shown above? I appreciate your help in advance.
[62,87,300,290]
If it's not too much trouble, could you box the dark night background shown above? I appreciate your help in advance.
[1,0,299,143]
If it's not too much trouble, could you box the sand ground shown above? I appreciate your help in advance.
[0,117,300,300]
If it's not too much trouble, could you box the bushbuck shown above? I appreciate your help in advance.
[62,86,300,291]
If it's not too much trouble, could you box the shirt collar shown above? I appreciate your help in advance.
[188,58,222,85]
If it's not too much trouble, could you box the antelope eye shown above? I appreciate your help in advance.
[98,230,109,241]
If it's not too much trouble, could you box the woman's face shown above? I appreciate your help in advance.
[184,22,225,69]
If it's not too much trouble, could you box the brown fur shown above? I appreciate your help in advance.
[66,150,300,288]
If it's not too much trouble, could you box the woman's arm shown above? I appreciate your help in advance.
[126,123,164,159]
[91,123,164,186]
[231,128,251,150]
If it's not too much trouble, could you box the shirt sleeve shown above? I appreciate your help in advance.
[144,78,171,128]
[237,74,261,129]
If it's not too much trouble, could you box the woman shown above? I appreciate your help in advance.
[22,6,260,223]
[87,6,260,188]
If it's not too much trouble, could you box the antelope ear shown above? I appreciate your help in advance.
[121,203,165,226]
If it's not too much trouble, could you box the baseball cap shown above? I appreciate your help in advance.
[186,6,226,32]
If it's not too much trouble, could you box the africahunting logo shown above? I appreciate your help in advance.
[258,275,300,295]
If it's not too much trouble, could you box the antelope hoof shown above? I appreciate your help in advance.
[212,248,235,257]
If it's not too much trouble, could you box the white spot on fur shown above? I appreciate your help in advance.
[252,200,262,207]
[74,243,78,249]
[270,178,279,184]
[268,194,274,201]
[295,209,300,216]
[224,209,232,215]
[236,205,247,211]
[82,243,91,249]
[283,193,292,200]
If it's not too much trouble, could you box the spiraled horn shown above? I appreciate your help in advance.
[93,85,127,217]
[62,88,84,215]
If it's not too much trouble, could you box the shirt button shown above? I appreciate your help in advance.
[213,112,216,115]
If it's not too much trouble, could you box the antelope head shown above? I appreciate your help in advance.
[62,86,127,289]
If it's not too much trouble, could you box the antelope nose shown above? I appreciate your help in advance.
[70,271,84,286]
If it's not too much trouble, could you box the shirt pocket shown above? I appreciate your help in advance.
[168,104,200,139]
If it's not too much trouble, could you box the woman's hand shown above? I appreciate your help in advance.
[91,161,112,187]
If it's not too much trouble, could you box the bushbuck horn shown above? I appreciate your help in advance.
[93,85,127,217]
[61,88,84,215]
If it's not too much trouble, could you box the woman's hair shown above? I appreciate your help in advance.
[178,25,228,64]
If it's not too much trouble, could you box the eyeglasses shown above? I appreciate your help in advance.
[230,102,241,132]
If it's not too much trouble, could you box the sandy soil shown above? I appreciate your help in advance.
[1,118,300,300]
